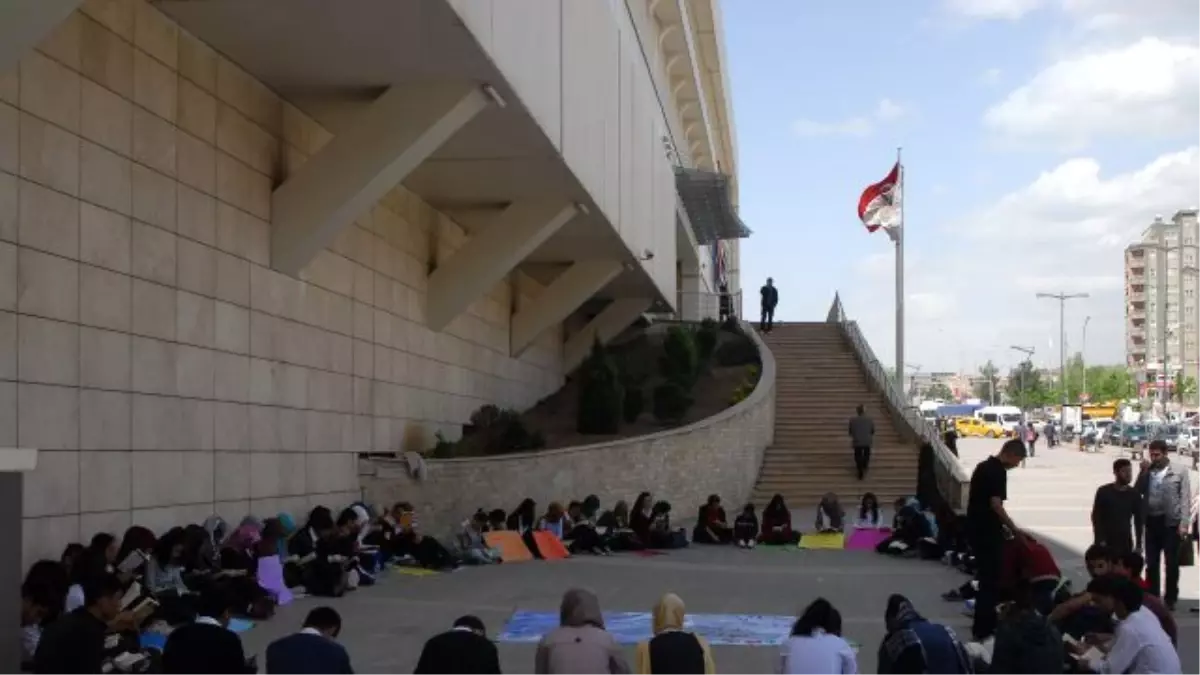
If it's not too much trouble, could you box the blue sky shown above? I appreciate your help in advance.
[723,0,1200,374]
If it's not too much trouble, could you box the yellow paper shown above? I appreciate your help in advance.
[391,566,441,577]
[799,532,846,550]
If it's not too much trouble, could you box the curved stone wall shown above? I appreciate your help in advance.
[359,321,776,536]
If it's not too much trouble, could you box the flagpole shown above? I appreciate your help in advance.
[895,147,905,395]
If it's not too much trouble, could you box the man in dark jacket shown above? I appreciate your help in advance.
[34,573,124,673]
[266,607,353,674]
[162,587,248,673]
[415,615,501,674]
[848,404,876,480]
[759,278,778,332]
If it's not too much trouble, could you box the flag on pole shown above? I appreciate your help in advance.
[857,162,903,233]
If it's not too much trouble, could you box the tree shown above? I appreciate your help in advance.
[1174,372,1198,404]
[923,382,953,401]
[974,360,1000,404]
[1006,361,1051,410]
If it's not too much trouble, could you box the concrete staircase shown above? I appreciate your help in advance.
[751,322,917,509]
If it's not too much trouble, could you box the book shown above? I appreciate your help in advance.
[117,550,146,575]
[119,582,144,610]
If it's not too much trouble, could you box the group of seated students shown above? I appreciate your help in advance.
[18,501,455,673]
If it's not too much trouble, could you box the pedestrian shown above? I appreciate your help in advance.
[1024,420,1037,459]
[1134,440,1193,610]
[1091,458,1143,556]
[759,278,778,332]
[848,405,875,480]
[966,439,1028,640]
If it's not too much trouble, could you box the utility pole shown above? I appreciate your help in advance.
[1082,315,1091,402]
[1010,345,1036,411]
[1036,292,1089,406]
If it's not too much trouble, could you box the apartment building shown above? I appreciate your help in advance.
[1124,209,1200,398]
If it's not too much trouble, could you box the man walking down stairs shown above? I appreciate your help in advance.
[849,405,876,480]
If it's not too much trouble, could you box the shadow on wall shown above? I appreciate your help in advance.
[358,320,777,536]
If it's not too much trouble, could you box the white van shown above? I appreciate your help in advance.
[975,406,1023,433]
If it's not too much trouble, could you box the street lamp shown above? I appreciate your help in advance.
[1010,345,1036,411]
[1036,292,1089,406]
[1082,316,1091,402]
[906,362,922,402]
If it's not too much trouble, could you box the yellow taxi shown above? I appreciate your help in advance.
[954,416,1006,438]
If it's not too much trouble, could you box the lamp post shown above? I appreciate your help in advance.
[1036,292,1089,407]
[1010,345,1036,411]
[906,362,922,403]
[1082,315,1091,402]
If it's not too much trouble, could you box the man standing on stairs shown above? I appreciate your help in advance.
[848,405,876,480]
[759,278,779,332]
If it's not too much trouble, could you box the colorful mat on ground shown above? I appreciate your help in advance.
[532,531,571,560]
[799,532,845,550]
[390,566,442,577]
[498,611,858,649]
[484,531,534,562]
[846,527,892,551]
[140,618,255,651]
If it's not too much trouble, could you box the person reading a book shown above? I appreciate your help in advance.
[1049,544,1118,640]
[116,526,157,578]
[1108,551,1177,646]
[60,543,85,579]
[266,607,354,674]
[390,502,458,569]
[692,495,733,544]
[987,579,1064,674]
[815,493,845,533]
[487,509,508,531]
[21,561,68,667]
[415,615,501,674]
[287,507,349,597]
[162,586,250,674]
[734,503,759,549]
[507,498,545,559]
[1068,576,1180,675]
[779,598,856,674]
[855,493,882,529]
[34,573,125,674]
[635,593,716,674]
[146,527,200,625]
[538,502,572,539]
[759,494,799,545]
[458,510,502,565]
[648,501,688,549]
[597,500,640,551]
[564,501,611,555]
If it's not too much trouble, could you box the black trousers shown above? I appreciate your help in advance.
[970,532,1003,640]
[853,445,871,479]
[1145,515,1181,604]
[760,306,775,331]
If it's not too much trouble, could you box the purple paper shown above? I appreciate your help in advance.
[846,527,892,550]
[256,555,293,605]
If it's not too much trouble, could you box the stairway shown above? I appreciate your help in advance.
[751,322,918,510]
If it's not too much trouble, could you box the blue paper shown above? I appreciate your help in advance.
[139,632,168,651]
[228,617,255,633]
[498,611,799,646]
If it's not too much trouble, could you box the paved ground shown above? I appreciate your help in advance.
[236,437,1198,673]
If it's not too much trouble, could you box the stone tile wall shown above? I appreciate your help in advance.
[3,0,563,568]
[360,321,777,537]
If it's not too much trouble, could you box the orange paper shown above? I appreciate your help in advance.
[532,531,571,560]
[484,531,533,562]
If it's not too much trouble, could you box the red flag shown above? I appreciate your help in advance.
[857,162,902,233]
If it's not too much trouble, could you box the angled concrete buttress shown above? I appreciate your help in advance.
[510,260,624,357]
[425,200,580,332]
[0,0,82,76]
[563,297,653,371]
[270,82,492,276]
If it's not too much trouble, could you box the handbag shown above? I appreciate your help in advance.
[1180,535,1195,568]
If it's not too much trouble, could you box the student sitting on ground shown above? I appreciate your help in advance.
[877,594,972,674]
[60,543,86,581]
[115,526,157,583]
[876,498,930,556]
[162,587,249,674]
[145,527,199,625]
[779,598,857,674]
[597,500,640,551]
[815,493,845,533]
[34,573,126,674]
[629,492,655,547]
[254,523,293,608]
[1066,576,1180,674]
[390,503,457,570]
[855,492,882,529]
[734,504,759,549]
[1109,551,1177,645]
[415,615,502,674]
[265,606,354,674]
[987,579,1064,675]
[692,495,733,544]
[1048,544,1116,639]
[650,500,689,549]
[635,593,715,674]
[565,501,611,555]
[759,494,800,545]
[286,507,349,597]
[538,502,571,538]
[486,509,507,532]
[21,561,68,668]
[458,510,502,565]
[535,589,630,674]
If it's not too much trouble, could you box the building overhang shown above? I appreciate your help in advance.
[675,167,751,246]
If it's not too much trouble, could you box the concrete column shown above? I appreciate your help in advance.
[426,200,579,332]
[563,298,652,372]
[1,449,37,673]
[0,0,81,76]
[271,82,492,275]
[510,260,623,357]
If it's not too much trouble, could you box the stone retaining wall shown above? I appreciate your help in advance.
[360,321,776,536]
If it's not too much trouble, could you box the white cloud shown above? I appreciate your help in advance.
[792,99,910,138]
[945,0,1197,31]
[943,0,1045,21]
[983,38,1199,146]
[979,68,1003,86]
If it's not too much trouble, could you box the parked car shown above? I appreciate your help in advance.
[954,416,1006,438]
[1150,426,1178,453]
[1120,423,1150,447]
[1103,422,1123,445]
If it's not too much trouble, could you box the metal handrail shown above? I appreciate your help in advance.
[825,294,970,486]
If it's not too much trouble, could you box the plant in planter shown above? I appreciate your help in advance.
[577,339,624,434]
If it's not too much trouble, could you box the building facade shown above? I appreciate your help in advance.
[1124,209,1200,400]
[0,0,745,571]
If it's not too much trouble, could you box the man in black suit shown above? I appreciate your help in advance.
[265,607,354,674]
[415,615,502,674]
[34,573,124,673]
[162,587,248,673]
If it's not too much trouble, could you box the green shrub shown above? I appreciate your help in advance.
[696,318,720,364]
[714,333,759,367]
[729,365,762,405]
[623,386,645,423]
[427,431,458,458]
[653,381,693,423]
[660,325,699,387]
[720,316,741,333]
[490,409,545,454]
[577,339,624,434]
[467,404,502,434]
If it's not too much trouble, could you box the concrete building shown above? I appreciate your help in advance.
[0,0,747,589]
[1124,209,1200,400]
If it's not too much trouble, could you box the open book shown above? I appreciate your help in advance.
[119,581,159,618]
[117,550,147,575]
[1063,634,1105,664]
[284,552,318,566]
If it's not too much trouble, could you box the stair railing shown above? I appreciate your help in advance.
[825,294,970,509]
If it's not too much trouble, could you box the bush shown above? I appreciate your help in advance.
[660,326,699,388]
[720,316,740,333]
[427,431,458,458]
[623,386,645,423]
[696,318,720,364]
[730,365,761,405]
[653,381,693,423]
[457,404,547,455]
[465,404,502,436]
[577,339,624,434]
[714,333,759,367]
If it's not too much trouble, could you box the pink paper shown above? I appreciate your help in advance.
[256,555,293,605]
[846,527,892,551]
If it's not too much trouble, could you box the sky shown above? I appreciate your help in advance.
[723,0,1200,375]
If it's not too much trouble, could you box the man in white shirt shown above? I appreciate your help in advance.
[1077,576,1179,674]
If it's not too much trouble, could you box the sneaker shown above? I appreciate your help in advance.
[747,540,756,549]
